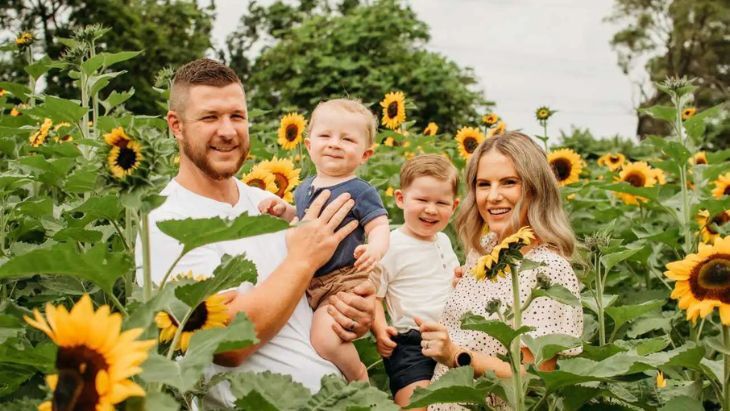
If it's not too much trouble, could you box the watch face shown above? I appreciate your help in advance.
[456,351,472,367]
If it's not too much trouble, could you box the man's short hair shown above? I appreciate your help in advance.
[400,154,459,196]
[169,58,242,112]
[307,98,378,146]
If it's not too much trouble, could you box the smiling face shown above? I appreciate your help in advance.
[168,83,249,180]
[396,176,459,241]
[475,149,528,240]
[305,105,373,179]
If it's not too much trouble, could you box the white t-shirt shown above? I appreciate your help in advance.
[377,228,460,332]
[134,178,339,402]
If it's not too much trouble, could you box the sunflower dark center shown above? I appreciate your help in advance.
[54,345,108,411]
[609,155,620,163]
[464,137,478,154]
[707,213,730,235]
[690,255,730,303]
[724,186,730,196]
[624,172,645,187]
[551,158,572,181]
[285,124,299,142]
[248,178,266,190]
[184,302,209,331]
[273,173,288,197]
[116,147,138,170]
[696,156,707,165]
[387,102,399,118]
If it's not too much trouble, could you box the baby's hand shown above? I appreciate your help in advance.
[353,244,380,273]
[258,197,290,219]
[375,326,398,358]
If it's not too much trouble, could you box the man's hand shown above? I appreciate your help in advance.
[285,190,358,270]
[327,279,376,341]
[353,244,381,273]
[375,326,398,358]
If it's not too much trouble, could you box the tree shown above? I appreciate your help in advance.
[226,0,489,133]
[608,0,729,148]
[0,0,214,115]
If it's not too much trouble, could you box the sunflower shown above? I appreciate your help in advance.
[277,113,306,150]
[15,32,33,48]
[155,293,229,352]
[615,161,657,205]
[242,167,277,193]
[697,210,730,244]
[548,148,583,187]
[0,88,5,97]
[656,371,667,388]
[29,118,53,147]
[652,167,667,185]
[108,140,143,179]
[53,122,74,143]
[10,108,20,117]
[486,121,507,138]
[691,151,707,165]
[472,227,535,282]
[664,235,730,325]
[380,91,406,130]
[711,172,730,199]
[257,157,301,203]
[681,107,696,121]
[482,113,500,127]
[597,153,626,171]
[383,136,395,147]
[104,127,131,148]
[423,122,439,136]
[455,126,485,159]
[24,294,154,411]
[535,106,554,122]
[385,186,394,197]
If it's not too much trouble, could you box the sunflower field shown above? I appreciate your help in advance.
[1,26,729,411]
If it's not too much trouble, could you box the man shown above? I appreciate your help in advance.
[134,58,376,404]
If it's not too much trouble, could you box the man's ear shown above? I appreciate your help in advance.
[167,111,183,141]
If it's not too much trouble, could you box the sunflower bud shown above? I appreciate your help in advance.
[485,299,502,316]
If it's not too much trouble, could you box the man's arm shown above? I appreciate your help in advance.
[214,190,358,366]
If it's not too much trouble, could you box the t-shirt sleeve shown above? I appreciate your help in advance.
[522,254,583,356]
[352,184,387,226]
[135,211,222,286]
[377,235,397,298]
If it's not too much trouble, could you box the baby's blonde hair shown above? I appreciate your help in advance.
[307,98,378,146]
[455,131,575,257]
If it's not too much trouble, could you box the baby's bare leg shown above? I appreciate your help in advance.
[311,305,368,382]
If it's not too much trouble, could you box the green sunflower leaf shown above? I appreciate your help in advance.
[0,242,131,295]
[28,96,87,124]
[80,51,142,76]
[156,213,289,255]
[460,312,534,349]
[307,374,399,411]
[0,81,31,102]
[24,56,65,80]
[522,334,582,366]
[531,284,580,307]
[601,182,660,203]
[124,391,179,411]
[407,366,497,408]
[639,105,676,123]
[658,396,704,411]
[600,246,643,273]
[174,254,257,309]
[684,103,725,143]
[228,371,310,411]
[0,175,31,193]
[140,313,257,393]
[70,194,124,223]
[605,299,664,332]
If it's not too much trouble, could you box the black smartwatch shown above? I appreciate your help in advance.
[453,350,472,367]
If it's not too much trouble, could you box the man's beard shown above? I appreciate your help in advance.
[180,137,247,181]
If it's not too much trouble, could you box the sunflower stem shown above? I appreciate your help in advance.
[159,252,185,291]
[594,252,606,346]
[166,308,195,360]
[723,325,729,411]
[542,123,549,152]
[108,292,128,316]
[140,212,153,302]
[672,97,694,254]
[510,262,525,411]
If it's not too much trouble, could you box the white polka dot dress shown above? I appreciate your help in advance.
[428,234,583,411]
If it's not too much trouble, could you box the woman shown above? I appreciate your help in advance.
[418,131,583,410]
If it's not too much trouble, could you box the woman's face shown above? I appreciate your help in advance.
[475,149,528,240]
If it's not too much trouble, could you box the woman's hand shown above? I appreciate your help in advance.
[451,265,464,288]
[415,317,460,367]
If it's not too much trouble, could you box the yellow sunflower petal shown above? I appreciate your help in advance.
[454,126,485,159]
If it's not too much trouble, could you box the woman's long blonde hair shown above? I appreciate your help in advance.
[455,131,575,257]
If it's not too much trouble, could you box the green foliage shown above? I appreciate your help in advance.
[229,0,488,133]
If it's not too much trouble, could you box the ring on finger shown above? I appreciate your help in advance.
[347,320,356,331]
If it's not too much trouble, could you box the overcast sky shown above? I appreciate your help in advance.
[211,0,639,142]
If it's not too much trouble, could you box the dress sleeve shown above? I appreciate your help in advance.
[521,251,583,356]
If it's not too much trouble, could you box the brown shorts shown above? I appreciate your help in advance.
[306,265,381,310]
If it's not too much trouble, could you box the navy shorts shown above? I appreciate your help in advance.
[383,329,437,395]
